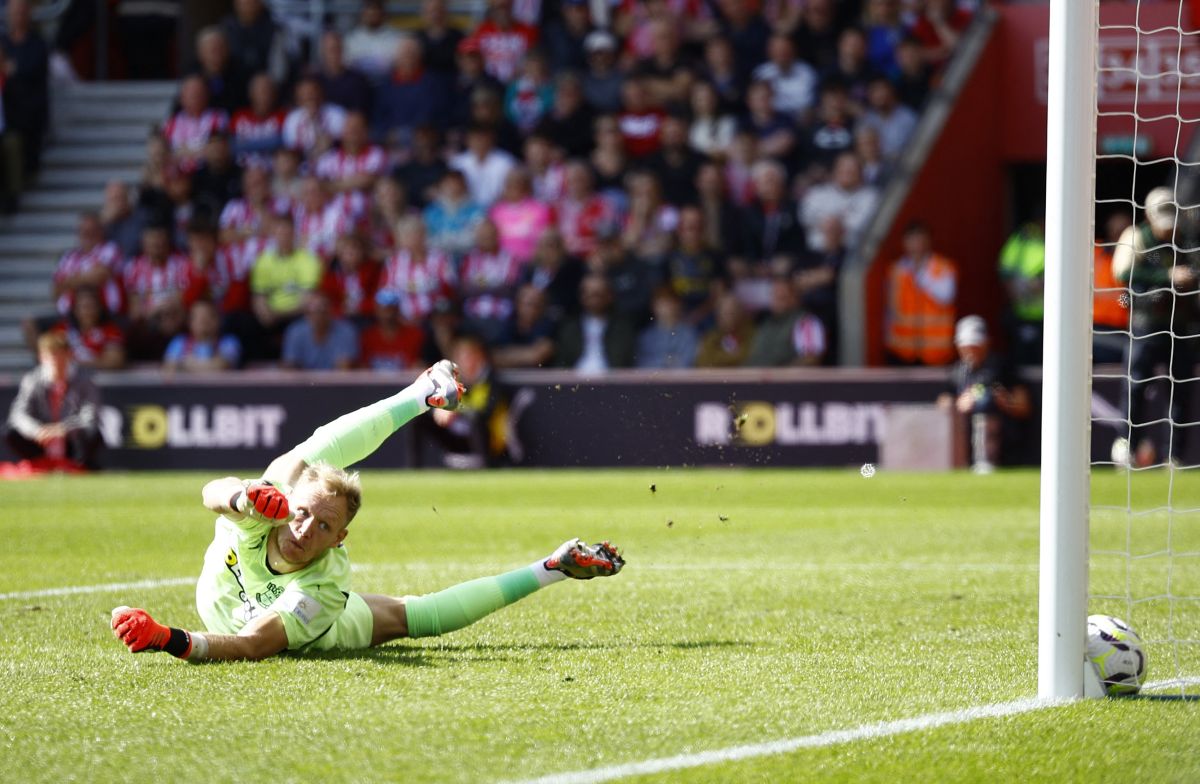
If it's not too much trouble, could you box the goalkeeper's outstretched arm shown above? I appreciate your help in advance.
[260,361,463,487]
[111,606,288,661]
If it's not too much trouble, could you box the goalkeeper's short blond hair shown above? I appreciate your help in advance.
[297,463,362,525]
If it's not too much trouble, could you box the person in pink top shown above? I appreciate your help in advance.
[488,168,556,266]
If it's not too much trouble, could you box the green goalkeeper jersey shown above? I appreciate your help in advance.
[195,510,352,651]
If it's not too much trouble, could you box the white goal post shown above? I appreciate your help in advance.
[1039,0,1098,700]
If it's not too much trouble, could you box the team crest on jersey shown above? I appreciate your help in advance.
[255,582,283,607]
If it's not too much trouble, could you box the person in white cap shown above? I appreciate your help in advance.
[937,315,1031,472]
[1110,185,1199,468]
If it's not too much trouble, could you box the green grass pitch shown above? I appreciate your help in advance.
[1,468,1198,782]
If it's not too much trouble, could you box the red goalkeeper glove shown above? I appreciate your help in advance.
[234,481,292,524]
[111,606,194,657]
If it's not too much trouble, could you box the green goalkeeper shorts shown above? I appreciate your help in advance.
[302,591,374,652]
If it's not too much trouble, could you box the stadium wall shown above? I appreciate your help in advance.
[1,369,1184,470]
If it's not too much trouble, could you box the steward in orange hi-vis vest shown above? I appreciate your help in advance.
[885,224,958,365]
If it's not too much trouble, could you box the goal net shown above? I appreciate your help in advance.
[1087,0,1200,696]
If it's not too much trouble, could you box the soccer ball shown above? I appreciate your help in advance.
[1086,614,1148,696]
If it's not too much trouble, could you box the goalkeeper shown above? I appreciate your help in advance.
[110,361,624,661]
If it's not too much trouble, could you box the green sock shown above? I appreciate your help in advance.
[295,382,429,469]
[404,565,559,638]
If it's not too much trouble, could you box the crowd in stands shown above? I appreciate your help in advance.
[26,0,976,374]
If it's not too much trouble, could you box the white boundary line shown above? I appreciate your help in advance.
[0,577,195,601]
[504,698,1058,784]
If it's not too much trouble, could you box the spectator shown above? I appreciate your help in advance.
[493,284,557,368]
[190,132,244,222]
[753,34,818,120]
[366,176,417,257]
[317,111,387,195]
[393,125,449,208]
[424,169,485,258]
[665,205,725,327]
[185,219,253,316]
[5,332,102,469]
[636,287,699,368]
[490,168,557,265]
[793,214,846,364]
[282,292,360,370]
[317,30,372,116]
[695,162,741,256]
[521,227,584,321]
[123,224,196,326]
[855,125,891,186]
[450,39,503,130]
[936,315,1032,473]
[619,77,666,160]
[294,175,367,261]
[221,0,293,87]
[416,0,464,78]
[555,273,637,371]
[467,86,526,155]
[884,220,958,366]
[823,27,877,108]
[1093,210,1133,364]
[1,0,48,185]
[733,159,805,294]
[50,287,126,371]
[249,211,323,351]
[998,218,1046,366]
[322,233,382,325]
[271,146,304,202]
[621,170,677,265]
[558,161,617,259]
[164,299,242,372]
[715,0,771,85]
[460,218,523,343]
[648,114,704,207]
[863,0,906,76]
[282,75,346,159]
[893,36,932,109]
[101,179,143,257]
[696,291,755,367]
[860,76,918,161]
[592,226,659,324]
[360,289,426,370]
[219,165,285,245]
[581,31,623,113]
[792,0,840,73]
[523,132,566,203]
[539,73,595,159]
[164,75,229,174]
[591,115,631,195]
[51,212,124,319]
[373,36,447,146]
[138,131,173,211]
[799,83,857,174]
[189,26,246,114]
[544,0,591,73]
[688,80,737,159]
[0,51,21,215]
[345,0,404,82]
[465,0,539,83]
[699,37,744,113]
[634,18,693,108]
[740,80,796,161]
[799,152,879,251]
[745,277,826,366]
[504,49,555,134]
[1110,187,1199,467]
[230,72,286,167]
[910,0,972,70]
[450,124,517,208]
[379,216,458,323]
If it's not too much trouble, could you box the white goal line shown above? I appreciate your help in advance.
[502,698,1058,784]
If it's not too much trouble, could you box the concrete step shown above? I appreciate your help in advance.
[43,145,146,168]
[0,301,52,320]
[55,80,177,102]
[21,190,101,212]
[0,348,33,372]
[0,211,83,232]
[36,167,137,190]
[55,102,168,125]
[52,123,156,145]
[0,234,73,255]
[2,258,60,275]
[0,324,24,344]
[0,279,54,299]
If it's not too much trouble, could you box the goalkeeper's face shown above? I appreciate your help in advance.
[276,485,350,565]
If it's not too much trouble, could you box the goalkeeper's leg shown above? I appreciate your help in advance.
[266,361,463,482]
[363,540,624,646]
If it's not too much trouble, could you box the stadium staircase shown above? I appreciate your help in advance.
[0,80,175,375]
